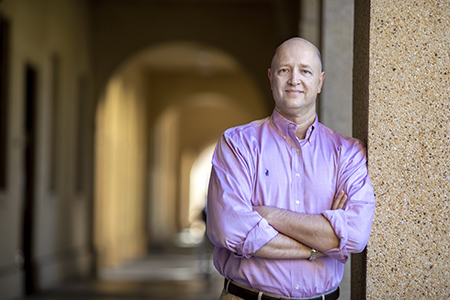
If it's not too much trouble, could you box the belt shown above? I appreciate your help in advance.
[224,279,340,300]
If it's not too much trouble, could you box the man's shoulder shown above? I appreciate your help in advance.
[317,122,366,152]
[223,117,269,138]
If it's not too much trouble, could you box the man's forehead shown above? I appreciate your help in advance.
[274,44,319,67]
[280,40,316,56]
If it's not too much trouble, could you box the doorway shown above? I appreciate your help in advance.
[22,64,38,295]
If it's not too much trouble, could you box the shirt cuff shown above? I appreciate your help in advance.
[234,218,279,259]
[321,209,349,263]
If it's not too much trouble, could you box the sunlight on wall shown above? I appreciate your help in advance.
[149,106,179,244]
[94,69,148,268]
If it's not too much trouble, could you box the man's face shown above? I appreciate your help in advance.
[268,40,325,120]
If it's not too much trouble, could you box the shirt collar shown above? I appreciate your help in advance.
[270,109,318,144]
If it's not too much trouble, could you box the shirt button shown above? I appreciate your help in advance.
[283,136,287,140]
[295,173,300,178]
[296,148,300,153]
[296,200,300,205]
[295,285,300,290]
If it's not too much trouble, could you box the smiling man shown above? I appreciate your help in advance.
[206,37,375,300]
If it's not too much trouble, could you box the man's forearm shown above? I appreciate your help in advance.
[252,233,316,260]
[255,207,340,252]
[254,191,347,252]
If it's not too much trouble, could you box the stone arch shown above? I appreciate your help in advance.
[94,40,269,267]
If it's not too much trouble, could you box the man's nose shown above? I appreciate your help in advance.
[289,70,301,85]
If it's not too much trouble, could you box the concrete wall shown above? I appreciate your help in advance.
[321,0,354,138]
[353,0,450,298]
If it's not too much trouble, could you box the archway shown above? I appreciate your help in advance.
[94,41,269,269]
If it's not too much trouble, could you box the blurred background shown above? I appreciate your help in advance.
[0,0,354,299]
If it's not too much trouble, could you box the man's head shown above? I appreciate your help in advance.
[268,37,325,122]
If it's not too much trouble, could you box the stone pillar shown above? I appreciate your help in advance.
[298,0,321,48]
[321,0,354,138]
[353,0,450,299]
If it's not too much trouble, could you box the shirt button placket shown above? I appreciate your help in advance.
[294,169,301,209]
[293,144,303,212]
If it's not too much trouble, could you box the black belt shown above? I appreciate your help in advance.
[225,279,340,300]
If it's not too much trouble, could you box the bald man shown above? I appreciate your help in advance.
[207,37,375,300]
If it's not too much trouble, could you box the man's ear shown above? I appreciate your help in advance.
[317,71,325,94]
[268,68,273,90]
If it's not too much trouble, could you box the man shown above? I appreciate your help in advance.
[206,37,375,300]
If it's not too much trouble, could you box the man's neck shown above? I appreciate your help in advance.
[276,108,316,140]
[294,113,315,140]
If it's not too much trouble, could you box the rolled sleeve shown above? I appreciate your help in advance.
[338,161,375,254]
[236,218,279,258]
[321,209,348,263]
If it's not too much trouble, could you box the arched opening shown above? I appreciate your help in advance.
[94,41,269,270]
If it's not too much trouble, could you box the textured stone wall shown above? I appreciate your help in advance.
[354,0,450,298]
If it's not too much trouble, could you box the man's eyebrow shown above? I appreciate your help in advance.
[275,62,317,73]
[299,63,313,69]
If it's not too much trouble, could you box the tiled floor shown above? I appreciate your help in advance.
[20,246,350,300]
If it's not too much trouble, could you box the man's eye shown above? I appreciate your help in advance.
[279,68,289,73]
[302,70,312,74]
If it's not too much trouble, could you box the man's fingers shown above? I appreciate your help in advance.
[332,190,348,210]
[331,190,343,210]
[338,194,348,209]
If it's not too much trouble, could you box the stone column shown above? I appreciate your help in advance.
[353,0,450,299]
[321,0,354,138]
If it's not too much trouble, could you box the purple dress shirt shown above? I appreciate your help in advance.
[207,110,375,298]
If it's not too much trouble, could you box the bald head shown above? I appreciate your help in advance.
[271,37,323,72]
